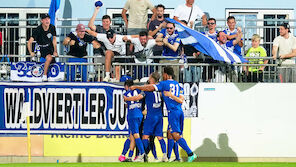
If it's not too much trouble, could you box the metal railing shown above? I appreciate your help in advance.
[0,18,295,82]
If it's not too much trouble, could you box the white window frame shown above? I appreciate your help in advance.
[0,8,49,56]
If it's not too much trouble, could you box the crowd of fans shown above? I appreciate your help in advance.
[26,0,296,82]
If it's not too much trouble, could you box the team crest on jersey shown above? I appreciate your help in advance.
[47,33,52,39]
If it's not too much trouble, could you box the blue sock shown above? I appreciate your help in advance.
[128,150,134,158]
[177,138,193,155]
[159,139,167,154]
[142,139,149,154]
[135,138,145,155]
[173,142,180,160]
[167,139,174,159]
[121,139,130,155]
[150,141,157,159]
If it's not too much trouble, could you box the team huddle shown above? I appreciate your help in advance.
[119,66,197,162]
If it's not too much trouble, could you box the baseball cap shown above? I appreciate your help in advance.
[281,23,291,32]
[76,24,86,32]
[106,29,115,39]
[41,14,50,19]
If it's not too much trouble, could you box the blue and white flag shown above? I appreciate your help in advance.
[166,18,247,63]
[48,0,61,25]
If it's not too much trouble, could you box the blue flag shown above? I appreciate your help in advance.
[166,18,247,64]
[48,0,61,25]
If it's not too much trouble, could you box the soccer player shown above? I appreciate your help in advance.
[123,80,146,162]
[122,72,168,162]
[130,66,197,162]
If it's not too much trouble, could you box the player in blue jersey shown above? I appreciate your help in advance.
[123,80,145,162]
[122,72,168,162]
[130,66,197,162]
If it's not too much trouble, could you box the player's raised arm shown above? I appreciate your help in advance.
[130,84,156,92]
[163,91,184,104]
[124,93,144,102]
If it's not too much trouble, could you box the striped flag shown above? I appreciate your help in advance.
[166,18,247,63]
[48,0,61,25]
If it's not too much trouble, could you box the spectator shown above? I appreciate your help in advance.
[272,23,296,82]
[173,0,207,29]
[223,16,243,56]
[122,0,156,35]
[129,31,156,80]
[244,34,268,82]
[217,29,242,52]
[202,18,218,42]
[88,6,114,79]
[156,22,181,81]
[63,24,100,82]
[86,29,136,82]
[27,14,57,82]
[148,4,167,57]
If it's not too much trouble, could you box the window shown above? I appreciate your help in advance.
[226,8,294,56]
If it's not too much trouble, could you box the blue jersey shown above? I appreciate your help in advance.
[144,91,162,118]
[124,89,143,119]
[202,31,218,42]
[223,28,242,55]
[153,79,183,113]
[160,28,181,59]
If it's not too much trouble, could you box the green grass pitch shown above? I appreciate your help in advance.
[1,162,296,167]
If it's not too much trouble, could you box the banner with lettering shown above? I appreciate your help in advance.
[10,62,65,82]
[0,82,199,135]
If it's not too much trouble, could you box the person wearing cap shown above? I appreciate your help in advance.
[63,24,100,82]
[86,29,138,82]
[27,13,58,82]
[272,23,296,82]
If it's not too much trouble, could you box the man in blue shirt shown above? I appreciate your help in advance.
[156,22,181,81]
[131,66,197,162]
[123,80,145,162]
[122,72,167,162]
[223,16,244,56]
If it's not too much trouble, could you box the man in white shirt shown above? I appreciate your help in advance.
[272,23,296,82]
[173,0,207,29]
[129,31,156,80]
[86,29,135,82]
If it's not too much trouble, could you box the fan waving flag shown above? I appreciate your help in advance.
[48,0,61,25]
[166,18,247,64]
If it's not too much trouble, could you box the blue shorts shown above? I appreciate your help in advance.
[143,115,163,137]
[168,111,184,135]
[128,117,142,135]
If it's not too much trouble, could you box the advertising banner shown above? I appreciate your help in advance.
[10,62,65,82]
[0,82,127,135]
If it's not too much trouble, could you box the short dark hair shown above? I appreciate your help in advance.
[280,23,291,33]
[139,31,148,37]
[124,79,134,87]
[227,16,235,21]
[156,4,165,10]
[216,31,224,38]
[208,18,216,24]
[167,22,175,27]
[163,66,174,77]
[102,15,111,21]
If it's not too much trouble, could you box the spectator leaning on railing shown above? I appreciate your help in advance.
[27,14,58,82]
[272,23,296,83]
[155,22,181,82]
[244,34,268,82]
[63,24,100,82]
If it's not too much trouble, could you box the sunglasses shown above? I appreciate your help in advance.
[166,27,174,30]
[207,23,215,25]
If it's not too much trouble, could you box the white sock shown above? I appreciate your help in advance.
[105,72,110,77]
